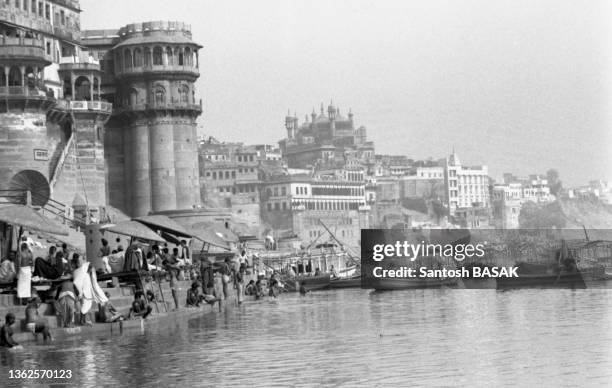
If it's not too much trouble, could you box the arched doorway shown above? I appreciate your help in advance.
[8,170,50,206]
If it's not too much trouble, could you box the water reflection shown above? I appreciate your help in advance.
[2,289,612,387]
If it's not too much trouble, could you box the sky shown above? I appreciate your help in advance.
[80,0,612,186]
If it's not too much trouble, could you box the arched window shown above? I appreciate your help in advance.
[184,47,191,66]
[129,88,138,107]
[178,85,189,104]
[178,48,184,66]
[154,86,165,105]
[133,48,143,67]
[8,66,22,86]
[123,48,132,69]
[74,75,91,101]
[0,68,5,87]
[153,46,163,66]
[166,47,173,66]
[144,47,151,66]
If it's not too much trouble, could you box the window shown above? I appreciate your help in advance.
[45,3,50,19]
[38,1,42,16]
[231,171,236,179]
[154,87,165,105]
[225,171,230,179]
[60,9,64,25]
[267,203,272,211]
[166,47,173,66]
[31,0,35,13]
[282,202,287,210]
[46,41,50,54]
[178,85,189,104]
[274,203,279,210]
[212,172,216,179]
[153,46,163,65]
[14,0,19,9]
[133,48,142,67]
[281,187,286,196]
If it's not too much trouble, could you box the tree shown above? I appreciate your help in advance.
[546,169,563,196]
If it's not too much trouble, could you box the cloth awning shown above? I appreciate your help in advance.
[190,226,231,250]
[134,215,193,238]
[0,204,69,236]
[101,220,166,243]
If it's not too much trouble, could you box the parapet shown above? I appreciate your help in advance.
[118,21,193,40]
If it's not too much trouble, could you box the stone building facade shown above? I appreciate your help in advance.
[0,0,111,221]
[82,21,202,217]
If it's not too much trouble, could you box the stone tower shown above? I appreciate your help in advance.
[0,1,111,219]
[104,21,202,217]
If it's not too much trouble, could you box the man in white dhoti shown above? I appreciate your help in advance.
[17,243,33,302]
[72,254,108,326]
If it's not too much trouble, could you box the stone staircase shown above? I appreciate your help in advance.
[0,279,195,336]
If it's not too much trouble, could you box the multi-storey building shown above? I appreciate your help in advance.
[82,21,203,218]
[198,139,262,226]
[279,102,374,169]
[0,0,111,222]
[442,151,490,216]
[260,172,369,248]
[491,177,553,229]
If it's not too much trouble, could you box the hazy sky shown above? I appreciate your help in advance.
[80,0,612,186]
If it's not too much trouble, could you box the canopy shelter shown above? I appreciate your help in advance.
[101,220,166,243]
[190,225,232,250]
[133,215,193,238]
[0,204,69,236]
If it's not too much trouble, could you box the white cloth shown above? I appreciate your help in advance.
[17,266,32,299]
[73,262,108,314]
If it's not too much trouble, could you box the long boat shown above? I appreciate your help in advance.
[330,275,361,289]
[368,276,457,290]
[285,273,331,291]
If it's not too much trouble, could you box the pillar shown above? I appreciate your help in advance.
[127,122,152,216]
[89,74,94,102]
[19,65,25,90]
[149,119,177,212]
[70,74,75,99]
[174,121,200,209]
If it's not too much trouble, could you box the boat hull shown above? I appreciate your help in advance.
[291,274,331,291]
[330,276,361,289]
[369,277,457,290]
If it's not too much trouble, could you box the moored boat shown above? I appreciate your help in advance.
[330,275,361,289]
[369,276,457,290]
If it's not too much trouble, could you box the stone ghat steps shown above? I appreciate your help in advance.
[0,279,198,333]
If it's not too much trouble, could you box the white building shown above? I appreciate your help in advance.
[442,152,490,216]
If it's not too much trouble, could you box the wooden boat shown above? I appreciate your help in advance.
[289,273,331,291]
[369,276,457,290]
[330,275,361,289]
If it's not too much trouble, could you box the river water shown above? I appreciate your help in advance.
[2,288,612,387]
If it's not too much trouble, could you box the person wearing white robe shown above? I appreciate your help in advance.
[72,254,108,322]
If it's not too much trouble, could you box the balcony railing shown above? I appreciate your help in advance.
[59,54,99,65]
[69,100,113,113]
[114,99,202,114]
[115,64,199,77]
[0,85,49,97]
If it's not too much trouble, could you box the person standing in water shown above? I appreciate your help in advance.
[0,313,21,349]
